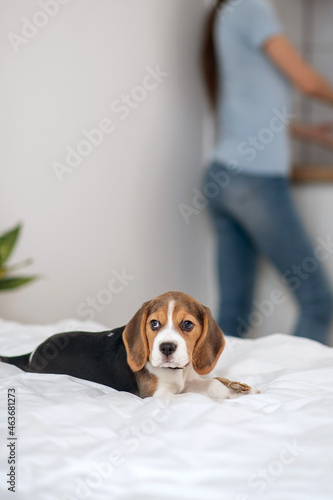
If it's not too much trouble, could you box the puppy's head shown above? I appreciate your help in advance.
[123,291,225,375]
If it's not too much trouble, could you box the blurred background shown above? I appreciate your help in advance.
[1,0,333,343]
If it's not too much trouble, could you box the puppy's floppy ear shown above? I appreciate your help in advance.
[123,301,150,372]
[192,306,225,375]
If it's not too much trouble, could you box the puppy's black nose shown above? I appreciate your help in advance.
[159,342,177,357]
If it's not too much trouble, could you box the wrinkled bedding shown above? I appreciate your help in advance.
[1,317,333,500]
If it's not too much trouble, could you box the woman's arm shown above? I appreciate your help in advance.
[264,35,333,105]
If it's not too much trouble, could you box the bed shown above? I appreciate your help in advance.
[1,317,332,500]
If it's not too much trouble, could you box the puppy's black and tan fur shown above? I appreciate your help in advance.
[1,292,258,400]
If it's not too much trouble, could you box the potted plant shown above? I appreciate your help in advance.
[0,224,38,292]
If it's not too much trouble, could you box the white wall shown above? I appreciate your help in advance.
[0,0,215,327]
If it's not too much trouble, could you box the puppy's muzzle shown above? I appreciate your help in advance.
[159,342,177,358]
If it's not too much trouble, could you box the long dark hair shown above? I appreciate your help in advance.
[202,0,227,110]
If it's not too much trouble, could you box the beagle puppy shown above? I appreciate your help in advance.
[0,292,258,401]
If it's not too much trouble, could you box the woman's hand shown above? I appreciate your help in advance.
[310,123,333,148]
[291,121,333,150]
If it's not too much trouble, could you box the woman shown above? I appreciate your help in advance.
[202,0,333,344]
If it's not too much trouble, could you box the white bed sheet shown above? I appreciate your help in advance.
[0,317,333,500]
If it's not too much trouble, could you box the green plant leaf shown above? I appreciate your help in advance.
[0,224,22,267]
[0,276,38,291]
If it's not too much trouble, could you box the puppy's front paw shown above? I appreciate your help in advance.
[215,377,260,397]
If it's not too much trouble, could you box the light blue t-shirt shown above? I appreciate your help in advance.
[212,0,292,176]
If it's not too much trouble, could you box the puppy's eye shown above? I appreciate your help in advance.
[182,320,194,332]
[150,320,160,331]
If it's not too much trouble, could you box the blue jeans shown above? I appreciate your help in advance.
[204,161,333,344]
